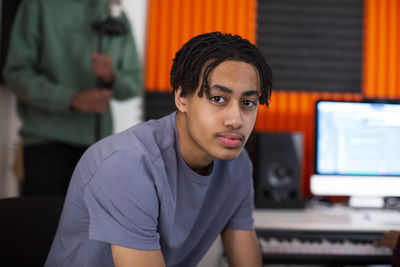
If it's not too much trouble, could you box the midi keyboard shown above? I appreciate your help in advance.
[257,229,393,265]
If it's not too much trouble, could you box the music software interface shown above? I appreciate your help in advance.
[316,102,400,176]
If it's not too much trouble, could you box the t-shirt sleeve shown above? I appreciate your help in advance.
[83,150,161,250]
[225,154,255,230]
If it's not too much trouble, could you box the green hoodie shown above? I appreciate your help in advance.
[3,0,142,146]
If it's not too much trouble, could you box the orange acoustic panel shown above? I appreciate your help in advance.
[145,0,257,91]
[145,0,400,196]
[363,0,400,98]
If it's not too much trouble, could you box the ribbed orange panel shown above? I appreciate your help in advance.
[145,0,257,91]
[364,0,400,98]
[145,0,159,90]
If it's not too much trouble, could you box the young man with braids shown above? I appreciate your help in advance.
[45,32,272,267]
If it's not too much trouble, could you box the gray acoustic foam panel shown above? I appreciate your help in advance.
[257,0,363,92]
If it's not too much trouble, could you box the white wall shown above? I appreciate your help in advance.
[0,0,149,198]
[0,88,21,197]
[111,0,148,133]
[124,0,148,64]
[0,0,21,198]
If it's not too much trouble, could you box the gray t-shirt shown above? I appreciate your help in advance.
[45,112,255,267]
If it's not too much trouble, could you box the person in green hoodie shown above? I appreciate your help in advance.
[3,0,142,198]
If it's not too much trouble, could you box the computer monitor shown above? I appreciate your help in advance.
[310,100,400,207]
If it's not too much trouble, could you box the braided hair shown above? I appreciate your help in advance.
[170,32,272,106]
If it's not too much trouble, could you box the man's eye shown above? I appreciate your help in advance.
[211,96,225,103]
[242,100,256,108]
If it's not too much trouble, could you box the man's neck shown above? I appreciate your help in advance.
[192,162,214,176]
[175,112,214,174]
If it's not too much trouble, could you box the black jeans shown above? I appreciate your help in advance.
[23,143,87,198]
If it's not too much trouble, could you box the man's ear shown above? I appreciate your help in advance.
[175,87,187,112]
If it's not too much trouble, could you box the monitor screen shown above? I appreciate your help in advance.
[315,100,400,176]
[311,100,400,204]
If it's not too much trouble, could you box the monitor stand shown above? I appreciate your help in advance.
[348,196,385,208]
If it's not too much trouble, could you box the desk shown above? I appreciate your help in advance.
[254,205,400,266]
[254,205,400,231]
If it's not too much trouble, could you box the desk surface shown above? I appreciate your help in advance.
[254,205,400,232]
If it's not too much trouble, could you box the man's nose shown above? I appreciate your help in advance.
[223,104,243,129]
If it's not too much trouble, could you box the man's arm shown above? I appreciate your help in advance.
[2,0,77,114]
[221,229,262,267]
[374,231,400,266]
[374,231,400,250]
[111,244,166,267]
[71,88,113,113]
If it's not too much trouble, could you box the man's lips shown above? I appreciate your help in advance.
[217,133,244,148]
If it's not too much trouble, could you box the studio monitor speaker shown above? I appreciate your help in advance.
[254,132,304,209]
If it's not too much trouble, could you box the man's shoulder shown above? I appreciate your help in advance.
[91,112,177,162]
[127,112,176,154]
